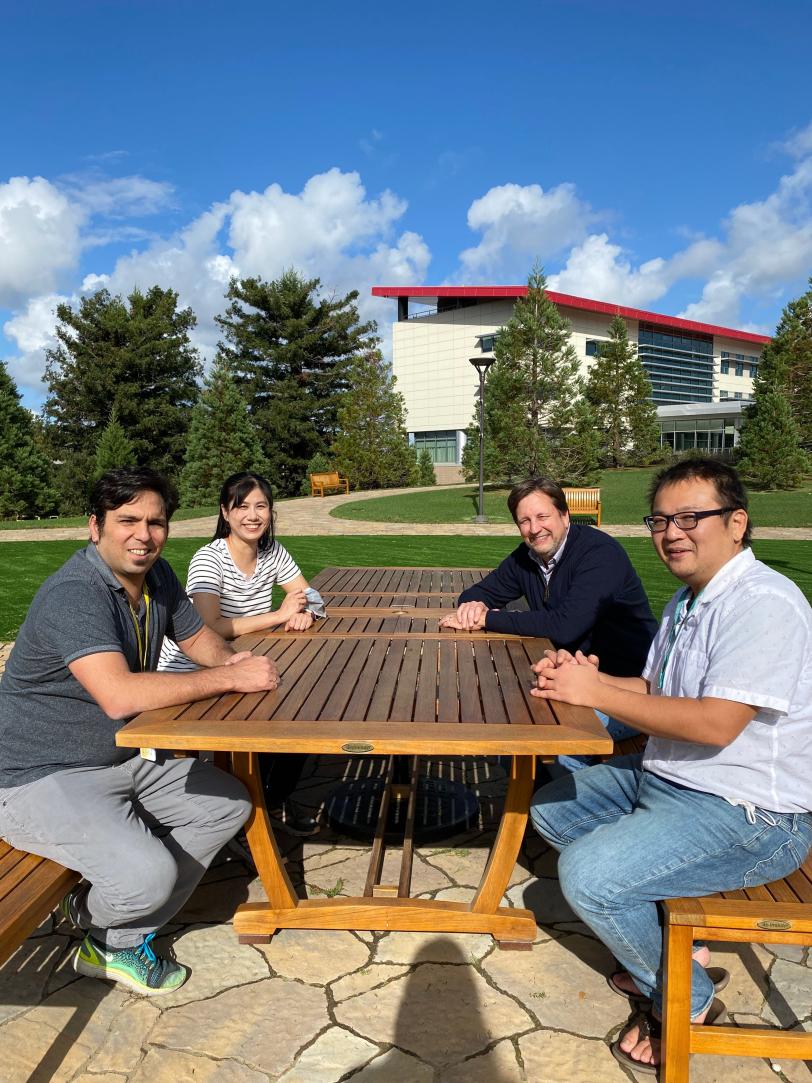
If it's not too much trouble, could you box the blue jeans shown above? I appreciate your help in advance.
[530,754,812,1017]
[545,710,639,780]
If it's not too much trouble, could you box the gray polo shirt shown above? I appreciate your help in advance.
[0,544,203,787]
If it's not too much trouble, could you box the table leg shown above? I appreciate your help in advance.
[231,751,537,947]
[472,755,536,950]
[231,751,298,943]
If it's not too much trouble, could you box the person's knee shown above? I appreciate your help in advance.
[108,845,179,918]
[557,837,613,915]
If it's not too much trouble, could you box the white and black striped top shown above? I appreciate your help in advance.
[157,537,301,672]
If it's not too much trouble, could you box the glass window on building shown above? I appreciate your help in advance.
[637,321,714,404]
[748,363,758,378]
[720,389,729,399]
[585,339,605,356]
[412,431,458,464]
[479,334,499,352]
[735,361,744,377]
[734,392,743,400]
[720,360,729,374]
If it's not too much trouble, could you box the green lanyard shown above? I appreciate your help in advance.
[127,586,151,671]
[657,587,701,691]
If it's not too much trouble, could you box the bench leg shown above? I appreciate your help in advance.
[661,922,694,1083]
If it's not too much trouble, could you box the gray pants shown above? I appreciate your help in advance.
[0,754,251,949]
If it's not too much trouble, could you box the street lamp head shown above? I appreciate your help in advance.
[469,357,495,376]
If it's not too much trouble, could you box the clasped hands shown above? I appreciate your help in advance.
[530,648,603,707]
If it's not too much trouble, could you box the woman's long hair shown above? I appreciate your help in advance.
[213,472,276,552]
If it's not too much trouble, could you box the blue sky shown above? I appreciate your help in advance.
[2,0,811,408]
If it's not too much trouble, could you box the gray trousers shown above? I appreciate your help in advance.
[0,754,251,949]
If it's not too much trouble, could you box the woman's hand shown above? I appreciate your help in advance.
[284,611,315,632]
[276,588,307,622]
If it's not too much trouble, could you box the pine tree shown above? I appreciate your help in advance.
[94,407,135,479]
[44,286,201,509]
[461,267,590,484]
[0,362,58,519]
[757,279,812,447]
[216,270,378,495]
[180,354,269,506]
[737,389,809,490]
[417,448,437,486]
[584,315,659,467]
[331,350,418,490]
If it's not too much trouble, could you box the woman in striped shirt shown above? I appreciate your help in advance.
[158,471,322,835]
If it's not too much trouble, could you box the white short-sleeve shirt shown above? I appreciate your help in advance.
[642,547,812,813]
[157,537,301,672]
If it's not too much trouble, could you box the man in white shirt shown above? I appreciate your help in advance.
[528,458,812,1074]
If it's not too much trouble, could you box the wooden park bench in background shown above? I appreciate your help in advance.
[563,486,602,526]
[0,840,79,965]
[309,471,350,497]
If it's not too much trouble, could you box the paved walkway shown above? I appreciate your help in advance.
[3,485,811,540]
[1,754,809,1082]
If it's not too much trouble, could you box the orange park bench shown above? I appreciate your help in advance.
[309,471,350,498]
[0,839,80,965]
[563,486,601,526]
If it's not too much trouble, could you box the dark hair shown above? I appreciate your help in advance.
[507,477,569,523]
[214,472,276,551]
[90,468,177,529]
[648,457,752,546]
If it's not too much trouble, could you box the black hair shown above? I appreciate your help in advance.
[507,476,569,523]
[648,457,752,547]
[213,472,276,552]
[89,468,177,530]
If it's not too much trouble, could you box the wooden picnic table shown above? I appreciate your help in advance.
[116,567,611,948]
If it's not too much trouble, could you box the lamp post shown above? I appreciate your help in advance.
[469,356,494,523]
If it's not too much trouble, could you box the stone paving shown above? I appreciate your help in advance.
[1,753,810,1082]
[1,493,810,1078]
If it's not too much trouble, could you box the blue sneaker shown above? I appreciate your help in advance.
[74,933,188,996]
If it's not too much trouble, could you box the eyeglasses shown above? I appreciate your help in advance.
[643,508,735,533]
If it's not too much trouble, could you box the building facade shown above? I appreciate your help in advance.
[372,285,770,479]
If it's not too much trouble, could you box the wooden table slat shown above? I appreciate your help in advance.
[343,638,391,722]
[437,639,459,723]
[473,640,509,726]
[457,640,484,724]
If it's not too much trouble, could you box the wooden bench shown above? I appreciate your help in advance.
[599,734,812,1078]
[0,840,80,965]
[309,471,349,497]
[563,486,601,525]
[661,857,812,1081]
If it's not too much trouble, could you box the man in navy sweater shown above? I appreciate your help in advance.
[441,477,657,760]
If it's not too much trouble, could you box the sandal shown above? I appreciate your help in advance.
[610,998,728,1075]
[607,966,729,1002]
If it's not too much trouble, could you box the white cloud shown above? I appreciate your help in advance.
[2,169,430,401]
[60,173,175,218]
[0,177,84,306]
[458,182,597,280]
[3,292,67,397]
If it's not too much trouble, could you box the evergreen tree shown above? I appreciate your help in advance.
[43,285,202,509]
[737,389,809,490]
[331,350,418,490]
[461,267,589,484]
[216,270,378,495]
[417,448,437,486]
[558,399,603,485]
[94,407,135,479]
[757,278,812,447]
[584,315,659,467]
[0,362,58,519]
[180,354,269,506]
[300,451,333,495]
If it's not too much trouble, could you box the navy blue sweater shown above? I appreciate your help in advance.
[458,523,657,677]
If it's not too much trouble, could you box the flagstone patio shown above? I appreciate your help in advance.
[1,754,810,1082]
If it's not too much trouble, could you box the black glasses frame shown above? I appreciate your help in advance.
[643,507,736,533]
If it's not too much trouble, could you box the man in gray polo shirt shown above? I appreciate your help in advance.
[528,458,812,1074]
[0,468,279,995]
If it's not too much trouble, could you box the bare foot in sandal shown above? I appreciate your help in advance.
[612,999,727,1073]
[610,946,728,999]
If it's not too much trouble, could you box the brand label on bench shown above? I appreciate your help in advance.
[757,919,792,930]
[342,741,374,754]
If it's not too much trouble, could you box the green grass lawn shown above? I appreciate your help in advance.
[1,535,810,640]
[333,469,812,527]
[0,506,220,531]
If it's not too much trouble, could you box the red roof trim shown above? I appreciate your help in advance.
[371,286,771,345]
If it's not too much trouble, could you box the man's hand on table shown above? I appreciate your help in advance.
[224,654,280,692]
[439,600,489,631]
[531,649,601,705]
